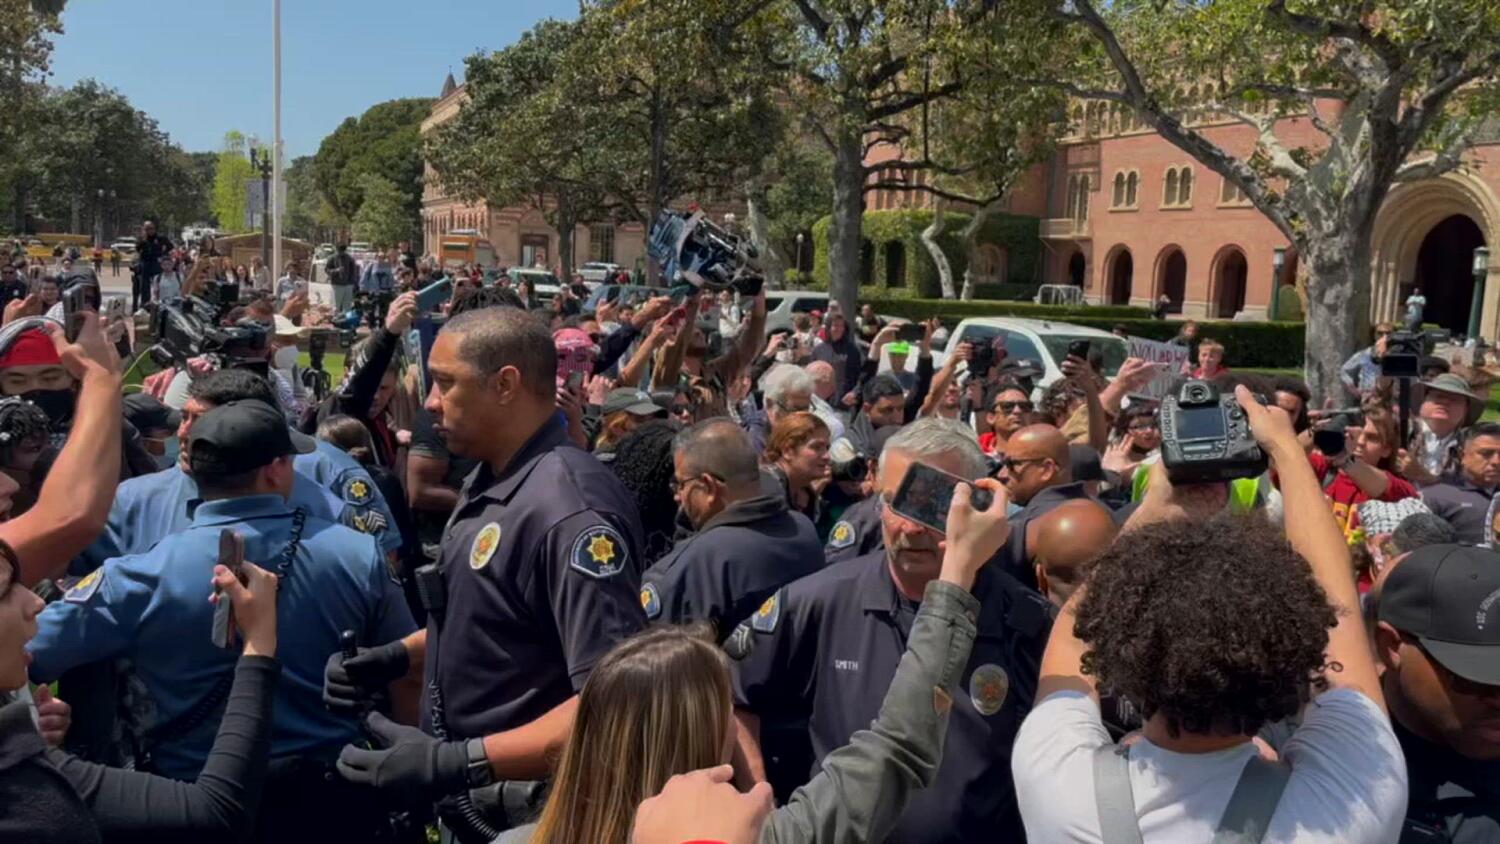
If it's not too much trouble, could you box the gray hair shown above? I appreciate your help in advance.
[764,364,814,405]
[881,417,987,480]
[442,306,555,396]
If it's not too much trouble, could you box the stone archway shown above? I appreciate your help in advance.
[1067,250,1086,287]
[1210,246,1249,319]
[1372,171,1500,335]
[1155,245,1187,314]
[1416,215,1486,333]
[1105,245,1133,305]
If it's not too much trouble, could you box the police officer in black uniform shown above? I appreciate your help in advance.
[642,419,824,638]
[731,418,1051,841]
[326,306,647,842]
[824,489,883,563]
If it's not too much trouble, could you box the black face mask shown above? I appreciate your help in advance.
[22,388,77,428]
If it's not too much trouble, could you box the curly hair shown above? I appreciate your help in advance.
[610,420,682,567]
[1075,513,1336,738]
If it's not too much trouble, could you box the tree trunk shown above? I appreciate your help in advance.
[960,198,1001,301]
[828,126,865,317]
[645,91,667,284]
[921,199,955,299]
[1301,230,1374,405]
[557,216,575,278]
[745,190,785,289]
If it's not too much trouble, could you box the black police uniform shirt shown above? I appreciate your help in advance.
[996,480,1096,589]
[424,415,647,741]
[731,549,1051,844]
[641,494,824,639]
[823,493,883,564]
[1395,719,1500,842]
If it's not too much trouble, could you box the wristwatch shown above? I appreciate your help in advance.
[464,738,494,789]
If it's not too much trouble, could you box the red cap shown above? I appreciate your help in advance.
[0,329,60,369]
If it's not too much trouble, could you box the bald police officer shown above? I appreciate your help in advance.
[732,417,1050,842]
[327,306,646,839]
[28,400,416,842]
[642,419,824,638]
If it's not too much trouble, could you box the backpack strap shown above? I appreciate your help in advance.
[1092,744,1145,844]
[1211,755,1291,844]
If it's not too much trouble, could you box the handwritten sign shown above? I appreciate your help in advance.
[306,282,338,309]
[1127,336,1190,398]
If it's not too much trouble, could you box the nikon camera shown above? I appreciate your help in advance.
[1159,379,1267,484]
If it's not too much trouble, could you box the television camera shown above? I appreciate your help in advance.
[647,208,765,297]
[148,295,269,375]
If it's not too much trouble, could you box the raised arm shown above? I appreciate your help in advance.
[7,315,122,586]
[921,343,970,419]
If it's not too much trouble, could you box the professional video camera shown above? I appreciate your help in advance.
[149,296,269,373]
[1159,378,1267,484]
[200,279,240,319]
[828,438,869,484]
[1380,328,1451,378]
[647,208,765,297]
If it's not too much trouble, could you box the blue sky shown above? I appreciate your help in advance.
[47,0,578,158]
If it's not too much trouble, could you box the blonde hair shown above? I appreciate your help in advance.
[530,626,732,844]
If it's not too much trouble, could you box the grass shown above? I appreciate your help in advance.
[122,349,348,391]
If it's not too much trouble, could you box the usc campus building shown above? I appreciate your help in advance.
[422,70,1500,334]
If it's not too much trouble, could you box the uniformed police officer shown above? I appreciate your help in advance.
[326,305,646,840]
[824,426,905,564]
[27,399,417,842]
[642,419,824,638]
[76,368,400,572]
[994,424,1104,589]
[731,417,1051,843]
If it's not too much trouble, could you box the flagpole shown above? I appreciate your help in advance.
[271,0,283,282]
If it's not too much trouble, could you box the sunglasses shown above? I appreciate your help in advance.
[996,401,1034,413]
[998,455,1048,472]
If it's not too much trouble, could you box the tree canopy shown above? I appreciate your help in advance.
[313,97,433,239]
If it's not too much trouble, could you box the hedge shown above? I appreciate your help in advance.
[859,297,1305,368]
[807,208,1041,297]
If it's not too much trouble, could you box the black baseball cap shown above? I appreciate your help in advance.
[189,399,315,476]
[123,393,181,434]
[1380,544,1500,686]
[602,388,665,418]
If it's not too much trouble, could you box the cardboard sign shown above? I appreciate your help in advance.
[306,282,338,309]
[1128,336,1190,398]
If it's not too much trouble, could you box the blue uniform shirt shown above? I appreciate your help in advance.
[29,494,416,780]
[641,495,824,639]
[425,416,647,740]
[76,464,361,574]
[294,440,403,555]
[731,550,1051,844]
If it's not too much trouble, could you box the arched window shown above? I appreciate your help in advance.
[1164,169,1180,206]
[1179,168,1194,205]
[1113,172,1126,207]
[1126,172,1140,207]
[1220,178,1248,205]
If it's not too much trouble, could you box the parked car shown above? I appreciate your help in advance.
[577,262,622,285]
[762,290,900,338]
[109,240,137,256]
[934,317,1129,387]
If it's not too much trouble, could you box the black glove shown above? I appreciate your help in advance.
[323,640,410,712]
[336,712,469,798]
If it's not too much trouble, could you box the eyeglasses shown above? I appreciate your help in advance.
[996,401,1034,413]
[669,472,723,493]
[998,456,1048,473]
[1128,421,1159,431]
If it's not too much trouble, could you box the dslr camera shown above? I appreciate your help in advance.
[1159,379,1267,484]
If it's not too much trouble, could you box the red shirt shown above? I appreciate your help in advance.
[1307,452,1418,542]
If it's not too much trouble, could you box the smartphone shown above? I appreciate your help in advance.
[896,322,925,343]
[566,370,585,392]
[210,529,246,650]
[415,278,453,313]
[1068,339,1091,360]
[105,296,126,324]
[62,282,96,343]
[889,462,995,535]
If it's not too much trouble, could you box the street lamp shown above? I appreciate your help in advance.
[1470,246,1492,342]
[249,146,273,271]
[796,231,805,275]
[95,189,105,248]
[1270,246,1287,321]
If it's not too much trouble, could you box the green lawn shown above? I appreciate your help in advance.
[123,349,347,390]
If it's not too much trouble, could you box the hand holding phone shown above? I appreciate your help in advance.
[889,461,996,535]
[414,278,453,313]
[62,283,96,344]
[211,529,247,650]
[896,322,925,344]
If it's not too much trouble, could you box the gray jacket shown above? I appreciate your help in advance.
[496,579,979,844]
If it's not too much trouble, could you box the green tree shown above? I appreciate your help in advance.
[352,174,412,247]
[212,131,255,234]
[758,141,835,283]
[312,98,432,239]
[0,0,61,230]
[1018,0,1500,400]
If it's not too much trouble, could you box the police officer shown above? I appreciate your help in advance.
[326,306,646,840]
[27,400,417,842]
[642,419,823,638]
[994,424,1105,589]
[731,418,1050,842]
[77,368,399,571]
[825,426,904,564]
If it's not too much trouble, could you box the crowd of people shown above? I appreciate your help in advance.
[0,220,1496,843]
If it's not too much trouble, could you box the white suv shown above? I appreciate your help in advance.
[937,317,1129,386]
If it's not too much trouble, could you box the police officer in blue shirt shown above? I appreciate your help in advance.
[824,490,883,563]
[731,418,1051,843]
[76,368,400,572]
[27,399,417,842]
[642,419,823,638]
[325,306,646,840]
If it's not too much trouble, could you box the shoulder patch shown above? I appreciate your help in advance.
[750,591,782,633]
[341,475,374,506]
[64,569,104,604]
[641,582,661,620]
[724,623,754,660]
[351,509,389,536]
[827,520,856,550]
[570,525,628,579]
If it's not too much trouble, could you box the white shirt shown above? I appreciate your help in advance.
[1011,689,1407,843]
